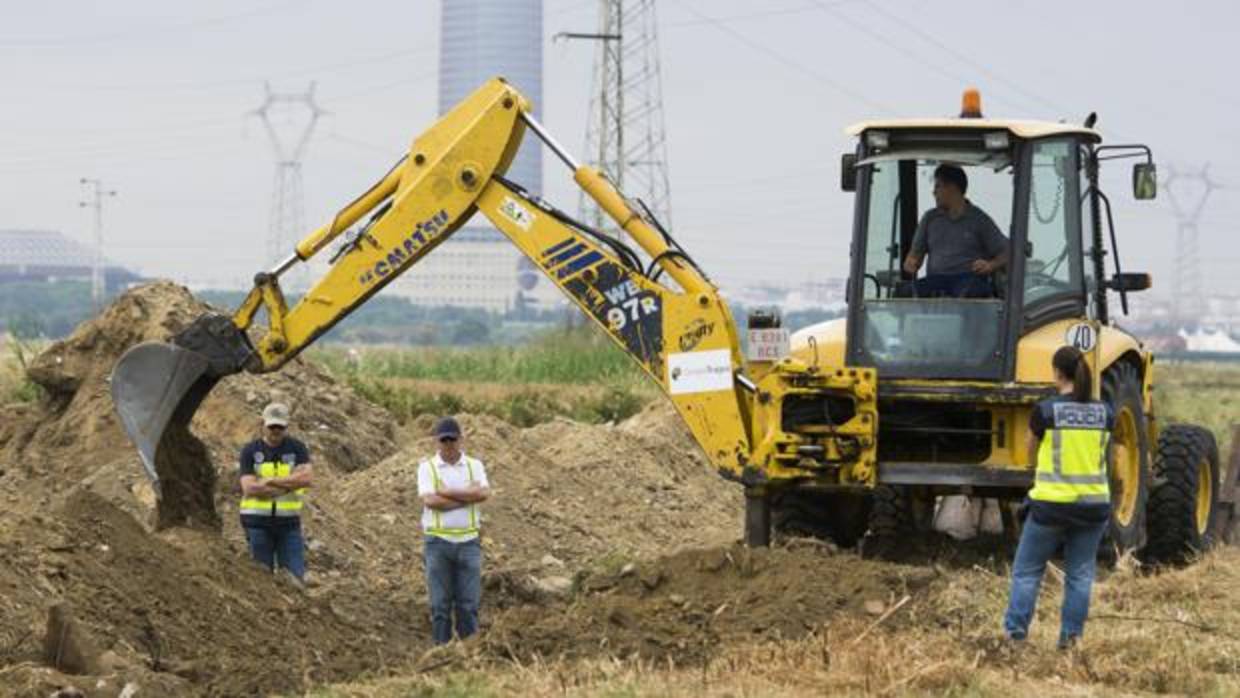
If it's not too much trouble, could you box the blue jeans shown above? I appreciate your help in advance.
[243,520,306,581]
[424,536,483,644]
[1003,517,1107,644]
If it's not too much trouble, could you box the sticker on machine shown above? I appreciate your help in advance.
[667,349,733,395]
[1064,322,1097,352]
[498,196,535,231]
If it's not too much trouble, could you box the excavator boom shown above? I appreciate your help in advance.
[112,78,878,538]
[113,79,753,487]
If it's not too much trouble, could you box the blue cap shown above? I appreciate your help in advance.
[432,416,461,439]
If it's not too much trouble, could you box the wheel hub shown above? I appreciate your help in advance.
[1110,407,1140,527]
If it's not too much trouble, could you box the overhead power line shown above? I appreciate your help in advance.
[672,1,894,114]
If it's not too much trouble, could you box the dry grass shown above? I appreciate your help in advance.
[0,334,45,405]
[310,547,1240,697]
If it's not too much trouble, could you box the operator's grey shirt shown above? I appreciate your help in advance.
[910,202,1008,275]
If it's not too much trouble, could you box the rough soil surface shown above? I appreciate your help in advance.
[333,405,744,583]
[483,541,937,665]
[0,282,760,696]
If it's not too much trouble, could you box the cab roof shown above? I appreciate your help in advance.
[845,118,1102,142]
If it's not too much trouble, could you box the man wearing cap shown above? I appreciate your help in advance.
[417,416,491,644]
[238,402,313,581]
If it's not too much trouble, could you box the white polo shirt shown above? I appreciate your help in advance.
[417,452,489,542]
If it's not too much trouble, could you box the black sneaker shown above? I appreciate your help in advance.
[1057,635,1079,651]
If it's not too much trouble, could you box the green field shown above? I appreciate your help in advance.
[1155,360,1237,461]
[309,334,1239,454]
[308,329,658,426]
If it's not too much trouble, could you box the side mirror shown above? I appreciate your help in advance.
[1108,272,1151,292]
[1133,162,1157,200]
[841,153,857,192]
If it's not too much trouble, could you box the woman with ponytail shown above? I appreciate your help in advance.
[1003,345,1113,650]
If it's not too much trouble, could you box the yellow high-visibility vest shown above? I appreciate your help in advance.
[1028,401,1111,505]
[426,457,480,541]
[240,460,306,517]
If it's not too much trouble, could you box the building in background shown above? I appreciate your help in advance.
[389,0,549,312]
[0,229,142,289]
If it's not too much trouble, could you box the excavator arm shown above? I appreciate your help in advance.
[112,79,877,541]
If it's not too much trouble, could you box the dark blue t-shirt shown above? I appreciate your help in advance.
[1027,395,1113,526]
[239,437,310,527]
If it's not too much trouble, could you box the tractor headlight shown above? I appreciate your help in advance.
[984,131,1009,150]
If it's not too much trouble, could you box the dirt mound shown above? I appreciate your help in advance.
[4,281,397,485]
[483,542,936,665]
[0,490,428,697]
[332,408,743,580]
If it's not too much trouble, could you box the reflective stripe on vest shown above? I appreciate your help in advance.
[240,460,306,517]
[427,457,479,541]
[1029,402,1111,505]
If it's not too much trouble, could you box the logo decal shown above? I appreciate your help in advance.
[357,209,450,286]
[667,349,733,395]
[498,196,535,231]
[678,318,715,351]
[600,279,659,330]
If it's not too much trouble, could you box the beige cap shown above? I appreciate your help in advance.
[262,402,290,427]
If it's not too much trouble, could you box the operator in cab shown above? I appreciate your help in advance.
[903,164,1009,298]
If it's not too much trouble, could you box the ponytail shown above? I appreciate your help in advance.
[1052,345,1091,401]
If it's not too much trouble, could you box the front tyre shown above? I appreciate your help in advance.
[1142,425,1221,565]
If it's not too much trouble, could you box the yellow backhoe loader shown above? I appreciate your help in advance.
[112,79,1236,563]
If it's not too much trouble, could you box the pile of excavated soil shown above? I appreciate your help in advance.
[332,404,744,583]
[0,490,428,697]
[0,281,402,533]
[1,281,398,489]
[0,282,753,695]
[483,541,937,665]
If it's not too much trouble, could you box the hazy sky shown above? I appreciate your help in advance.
[2,0,1236,300]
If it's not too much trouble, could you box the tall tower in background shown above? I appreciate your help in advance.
[580,0,672,230]
[1165,165,1218,329]
[393,0,545,311]
[250,82,326,288]
[440,0,543,194]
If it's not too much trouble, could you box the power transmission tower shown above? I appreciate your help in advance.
[559,0,673,233]
[249,82,326,286]
[1164,164,1219,329]
[79,177,117,313]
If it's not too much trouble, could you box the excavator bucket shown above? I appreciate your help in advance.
[110,313,253,492]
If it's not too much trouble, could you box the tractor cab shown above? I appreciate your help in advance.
[841,90,1156,382]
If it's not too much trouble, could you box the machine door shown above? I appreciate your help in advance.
[1021,138,1087,328]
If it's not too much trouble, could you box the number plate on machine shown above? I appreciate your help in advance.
[748,328,790,361]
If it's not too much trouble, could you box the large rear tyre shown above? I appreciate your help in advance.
[772,489,871,548]
[1142,425,1221,565]
[1101,362,1151,552]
